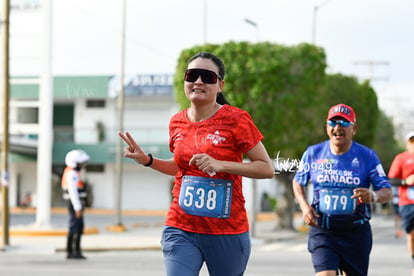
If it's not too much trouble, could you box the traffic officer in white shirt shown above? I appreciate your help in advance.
[62,149,90,260]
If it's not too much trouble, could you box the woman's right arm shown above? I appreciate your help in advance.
[119,131,179,176]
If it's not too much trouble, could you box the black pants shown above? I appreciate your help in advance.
[66,201,85,256]
[68,201,84,234]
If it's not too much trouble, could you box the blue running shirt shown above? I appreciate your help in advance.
[294,140,391,224]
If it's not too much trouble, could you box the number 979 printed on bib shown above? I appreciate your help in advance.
[319,188,356,215]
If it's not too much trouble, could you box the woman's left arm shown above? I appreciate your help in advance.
[189,141,274,179]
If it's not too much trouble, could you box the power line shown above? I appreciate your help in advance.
[353,60,390,81]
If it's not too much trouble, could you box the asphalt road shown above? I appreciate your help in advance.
[0,212,411,276]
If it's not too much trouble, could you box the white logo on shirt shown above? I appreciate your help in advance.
[376,164,386,177]
[206,131,226,145]
[174,133,183,142]
[351,157,360,168]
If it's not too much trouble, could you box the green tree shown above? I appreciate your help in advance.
[174,42,327,158]
[319,74,379,147]
[174,42,380,158]
[373,110,403,173]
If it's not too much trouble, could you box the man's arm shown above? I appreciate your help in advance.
[372,187,393,203]
[293,179,319,226]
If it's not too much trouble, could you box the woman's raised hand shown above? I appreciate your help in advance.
[118,131,150,165]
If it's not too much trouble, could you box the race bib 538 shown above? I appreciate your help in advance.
[179,175,233,218]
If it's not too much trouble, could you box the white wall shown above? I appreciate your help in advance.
[10,162,37,207]
[74,98,117,143]
[86,164,172,210]
[73,97,178,144]
[84,165,116,209]
[122,165,173,210]
[123,98,178,144]
[243,177,278,213]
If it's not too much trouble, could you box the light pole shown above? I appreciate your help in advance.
[243,17,260,237]
[244,18,259,42]
[1,0,10,247]
[112,0,126,232]
[203,0,207,44]
[312,0,333,44]
[36,0,54,230]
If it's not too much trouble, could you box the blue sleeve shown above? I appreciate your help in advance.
[294,148,311,186]
[368,149,392,191]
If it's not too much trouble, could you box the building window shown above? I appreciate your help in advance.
[86,164,105,173]
[86,100,105,108]
[17,107,38,123]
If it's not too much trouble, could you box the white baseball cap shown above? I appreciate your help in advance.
[406,131,414,142]
[65,149,90,168]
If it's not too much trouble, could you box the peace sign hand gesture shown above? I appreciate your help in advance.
[118,131,150,165]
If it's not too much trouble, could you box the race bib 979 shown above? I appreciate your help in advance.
[319,188,356,215]
[179,175,233,218]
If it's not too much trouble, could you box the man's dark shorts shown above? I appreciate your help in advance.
[308,223,372,276]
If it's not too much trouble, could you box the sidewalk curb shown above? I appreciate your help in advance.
[10,207,169,217]
[6,207,169,237]
[2,226,100,237]
[55,245,162,253]
[7,208,279,237]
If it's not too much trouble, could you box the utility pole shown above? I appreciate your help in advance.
[243,18,259,237]
[112,0,126,231]
[312,0,333,44]
[36,0,53,228]
[353,60,390,82]
[244,18,259,42]
[203,0,207,44]
[1,0,10,247]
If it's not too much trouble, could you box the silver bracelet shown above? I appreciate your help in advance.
[371,191,378,203]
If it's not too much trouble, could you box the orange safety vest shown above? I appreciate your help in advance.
[61,167,87,199]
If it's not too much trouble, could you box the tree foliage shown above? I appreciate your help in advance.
[373,110,404,172]
[318,74,379,147]
[174,41,387,159]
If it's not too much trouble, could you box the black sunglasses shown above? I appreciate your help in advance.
[184,69,222,84]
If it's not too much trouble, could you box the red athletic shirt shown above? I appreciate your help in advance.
[165,104,264,234]
[388,151,414,206]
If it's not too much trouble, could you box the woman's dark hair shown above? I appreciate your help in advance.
[187,52,230,105]
[187,52,225,79]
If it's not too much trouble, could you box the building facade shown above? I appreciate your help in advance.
[6,74,177,210]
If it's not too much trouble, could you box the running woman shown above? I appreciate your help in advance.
[119,52,274,276]
[388,131,414,276]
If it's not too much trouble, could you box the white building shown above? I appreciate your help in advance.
[6,74,178,210]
